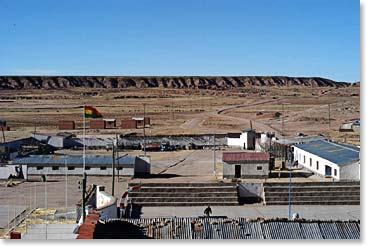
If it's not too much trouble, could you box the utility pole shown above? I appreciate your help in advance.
[81,173,87,223]
[171,103,174,120]
[213,134,216,176]
[116,134,119,182]
[143,103,146,156]
[112,140,116,196]
[328,104,331,129]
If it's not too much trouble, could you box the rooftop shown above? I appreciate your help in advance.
[294,140,360,166]
[93,217,360,239]
[274,135,327,145]
[222,152,269,163]
[11,154,136,167]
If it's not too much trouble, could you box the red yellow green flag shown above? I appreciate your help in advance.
[84,106,102,118]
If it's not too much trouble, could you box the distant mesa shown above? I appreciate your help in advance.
[0,76,353,90]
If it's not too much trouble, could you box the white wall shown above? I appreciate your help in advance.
[96,186,117,219]
[27,166,134,176]
[340,162,360,180]
[294,147,341,180]
[227,137,244,147]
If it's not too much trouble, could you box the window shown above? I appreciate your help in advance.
[52,166,59,170]
[67,166,75,170]
[334,169,337,176]
[117,167,123,170]
[100,166,107,170]
[303,155,306,163]
[309,158,312,167]
[85,166,91,170]
[316,161,319,170]
[36,166,43,170]
[256,166,263,171]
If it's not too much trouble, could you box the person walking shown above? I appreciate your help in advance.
[204,205,212,217]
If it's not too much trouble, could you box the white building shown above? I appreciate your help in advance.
[11,154,150,178]
[293,140,360,181]
[227,129,256,150]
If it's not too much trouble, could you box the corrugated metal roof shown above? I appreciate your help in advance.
[294,140,360,166]
[101,217,359,239]
[11,154,136,167]
[222,152,269,163]
[274,135,327,145]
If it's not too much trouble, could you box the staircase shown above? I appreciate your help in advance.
[263,181,360,205]
[128,182,239,207]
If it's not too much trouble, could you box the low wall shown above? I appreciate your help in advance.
[237,183,263,204]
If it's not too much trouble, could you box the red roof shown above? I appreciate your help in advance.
[222,152,269,162]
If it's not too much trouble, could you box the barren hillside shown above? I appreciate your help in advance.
[0,76,351,90]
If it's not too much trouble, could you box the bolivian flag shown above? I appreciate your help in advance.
[84,106,102,118]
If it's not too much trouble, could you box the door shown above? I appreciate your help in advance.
[235,165,241,178]
[325,165,332,176]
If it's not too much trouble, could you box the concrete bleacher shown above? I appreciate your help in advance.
[128,182,239,207]
[263,181,360,205]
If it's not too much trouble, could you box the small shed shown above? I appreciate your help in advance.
[222,152,270,179]
[121,119,137,129]
[226,129,256,150]
[104,119,116,129]
[90,119,105,129]
[58,120,75,130]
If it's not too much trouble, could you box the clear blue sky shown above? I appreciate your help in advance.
[0,0,360,82]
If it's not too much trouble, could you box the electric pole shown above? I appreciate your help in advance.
[143,103,146,156]
[328,104,331,129]
[81,173,87,223]
[213,134,216,176]
[112,141,115,196]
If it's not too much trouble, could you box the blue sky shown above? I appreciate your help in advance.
[0,0,360,82]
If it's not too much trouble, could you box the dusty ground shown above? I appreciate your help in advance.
[0,86,359,235]
[0,86,360,144]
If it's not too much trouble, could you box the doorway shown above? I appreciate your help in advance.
[325,165,332,176]
[235,165,241,178]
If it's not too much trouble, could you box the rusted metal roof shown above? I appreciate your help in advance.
[100,217,359,239]
[222,152,270,163]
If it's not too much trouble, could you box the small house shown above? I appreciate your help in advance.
[226,129,256,150]
[222,152,270,179]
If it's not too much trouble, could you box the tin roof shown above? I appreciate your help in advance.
[222,152,269,163]
[294,140,360,166]
[12,154,136,167]
[98,217,360,239]
[274,135,327,145]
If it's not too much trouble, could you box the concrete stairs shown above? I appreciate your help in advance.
[128,182,239,207]
[263,181,360,205]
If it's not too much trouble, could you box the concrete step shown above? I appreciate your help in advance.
[130,201,239,207]
[263,181,360,187]
[128,182,237,187]
[264,200,360,205]
[131,197,239,203]
[129,191,238,198]
[138,187,237,193]
[264,195,359,202]
[264,186,360,193]
[264,191,360,197]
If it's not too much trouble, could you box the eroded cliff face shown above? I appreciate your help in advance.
[0,76,349,90]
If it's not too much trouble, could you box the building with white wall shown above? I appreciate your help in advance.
[11,154,150,177]
[293,140,360,181]
[227,129,256,150]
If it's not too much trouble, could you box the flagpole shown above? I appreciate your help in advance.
[83,105,86,173]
